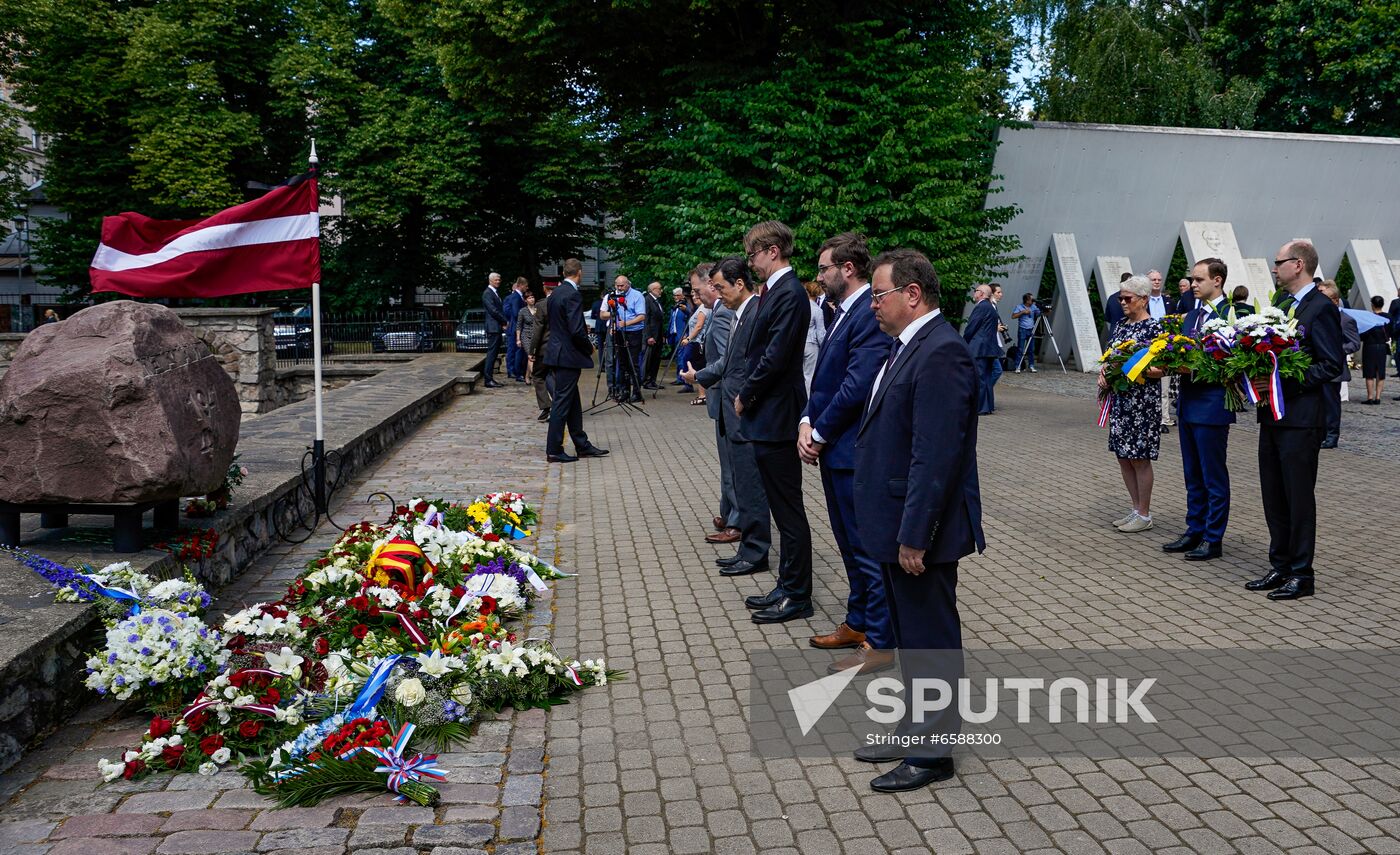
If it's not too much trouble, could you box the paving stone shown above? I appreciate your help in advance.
[247,807,337,830]
[155,830,261,853]
[346,825,407,850]
[116,792,216,814]
[50,814,162,838]
[355,807,434,826]
[410,825,493,848]
[47,837,157,855]
[498,805,539,840]
[255,827,349,851]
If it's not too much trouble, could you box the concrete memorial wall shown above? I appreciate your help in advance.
[1345,240,1397,309]
[1094,256,1133,309]
[1049,234,1103,371]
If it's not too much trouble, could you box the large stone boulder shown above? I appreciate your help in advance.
[0,301,241,504]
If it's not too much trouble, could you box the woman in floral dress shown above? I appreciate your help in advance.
[1100,275,1165,533]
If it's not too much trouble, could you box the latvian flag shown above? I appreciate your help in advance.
[89,175,320,298]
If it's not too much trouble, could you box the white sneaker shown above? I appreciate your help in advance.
[1119,515,1154,533]
[1015,368,1023,373]
[1113,512,1137,527]
[1029,367,1037,373]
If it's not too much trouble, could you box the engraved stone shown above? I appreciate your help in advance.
[0,300,240,503]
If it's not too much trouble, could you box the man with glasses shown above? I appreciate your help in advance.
[1244,241,1343,600]
[852,248,983,791]
[963,284,1002,415]
[608,275,647,403]
[1162,258,1235,561]
[733,221,814,624]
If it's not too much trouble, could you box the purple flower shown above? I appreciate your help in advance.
[2,547,98,601]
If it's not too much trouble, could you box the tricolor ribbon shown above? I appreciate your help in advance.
[367,538,436,589]
[501,523,531,540]
[181,697,279,719]
[364,723,447,803]
[77,571,142,614]
[397,612,429,646]
[1265,351,1285,420]
[1097,395,1112,428]
[564,665,584,686]
[348,654,406,718]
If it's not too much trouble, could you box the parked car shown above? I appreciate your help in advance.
[372,310,439,353]
[455,309,488,352]
[273,306,333,357]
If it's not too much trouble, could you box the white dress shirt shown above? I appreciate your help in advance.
[801,284,872,443]
[869,309,942,409]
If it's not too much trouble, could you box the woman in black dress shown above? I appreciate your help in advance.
[1099,275,1165,533]
[1361,294,1392,404]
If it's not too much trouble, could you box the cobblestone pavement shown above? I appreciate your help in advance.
[5,371,1400,855]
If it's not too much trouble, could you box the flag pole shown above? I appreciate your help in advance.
[309,139,327,515]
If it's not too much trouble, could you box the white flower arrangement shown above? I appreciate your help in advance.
[222,604,307,642]
[84,609,228,701]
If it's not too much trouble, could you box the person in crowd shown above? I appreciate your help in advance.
[851,248,982,792]
[682,262,741,545]
[1011,292,1040,372]
[1360,293,1391,405]
[1103,271,1129,339]
[800,232,892,675]
[707,257,773,576]
[1244,240,1343,601]
[608,275,647,404]
[1146,270,1169,319]
[542,258,609,463]
[668,287,691,385]
[1388,287,1400,388]
[503,276,528,382]
[1162,258,1234,560]
[1176,277,1199,314]
[1316,281,1358,446]
[1101,275,1165,533]
[1231,285,1253,317]
[801,279,827,394]
[678,287,709,402]
[641,281,666,389]
[481,272,506,388]
[42,309,58,323]
[515,288,537,377]
[732,220,813,625]
[963,284,1003,415]
[526,282,556,422]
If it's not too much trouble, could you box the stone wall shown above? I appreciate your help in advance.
[0,333,25,378]
[173,308,277,415]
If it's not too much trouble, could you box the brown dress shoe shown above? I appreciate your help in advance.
[809,622,865,650]
[829,642,895,675]
[705,527,741,544]
[712,516,726,532]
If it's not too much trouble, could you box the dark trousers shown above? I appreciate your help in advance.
[1322,380,1342,439]
[505,322,522,378]
[753,439,812,602]
[643,340,663,385]
[715,420,739,528]
[1258,425,1322,577]
[611,331,644,396]
[1178,422,1230,543]
[484,331,503,382]
[975,357,1001,413]
[728,437,771,564]
[883,559,962,766]
[545,367,591,456]
[533,367,552,412]
[1015,327,1035,370]
[821,465,890,649]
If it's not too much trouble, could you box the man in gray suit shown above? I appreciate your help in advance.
[683,262,740,544]
[694,256,771,575]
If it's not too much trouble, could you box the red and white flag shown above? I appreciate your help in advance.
[89,177,320,298]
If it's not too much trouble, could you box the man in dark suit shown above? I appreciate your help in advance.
[481,272,507,388]
[542,258,609,463]
[1103,274,1128,340]
[683,264,741,543]
[1175,277,1200,314]
[1244,240,1343,600]
[1318,281,1359,448]
[641,281,666,389]
[799,233,893,674]
[962,284,1002,415]
[732,221,813,624]
[502,277,527,382]
[1387,290,1400,387]
[852,248,983,792]
[705,257,772,574]
[1162,258,1236,561]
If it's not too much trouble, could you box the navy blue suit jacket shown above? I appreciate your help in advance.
[801,290,889,470]
[735,270,810,443]
[1104,294,1125,332]
[962,300,1002,358]
[483,286,507,329]
[503,290,525,331]
[1178,299,1236,426]
[854,314,985,565]
[541,280,593,369]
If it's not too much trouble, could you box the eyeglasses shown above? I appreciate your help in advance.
[871,283,911,305]
[746,245,774,262]
[1117,294,1140,303]
[1273,257,1299,267]
[816,262,845,276]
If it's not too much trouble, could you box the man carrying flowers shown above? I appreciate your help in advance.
[1244,241,1344,600]
[1162,258,1235,562]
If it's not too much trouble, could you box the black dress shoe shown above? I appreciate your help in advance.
[751,597,813,624]
[719,559,770,577]
[1267,577,1314,600]
[1244,570,1289,591]
[537,409,550,422]
[1184,542,1222,561]
[716,555,742,567]
[577,446,610,457]
[485,380,504,388]
[870,759,956,792]
[854,741,906,763]
[546,453,578,463]
[1162,533,1203,553]
[745,589,782,610]
[1319,437,1338,448]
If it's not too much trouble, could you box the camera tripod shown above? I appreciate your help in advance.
[585,302,649,417]
[1014,308,1068,374]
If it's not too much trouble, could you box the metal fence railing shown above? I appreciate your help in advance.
[274,308,490,368]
